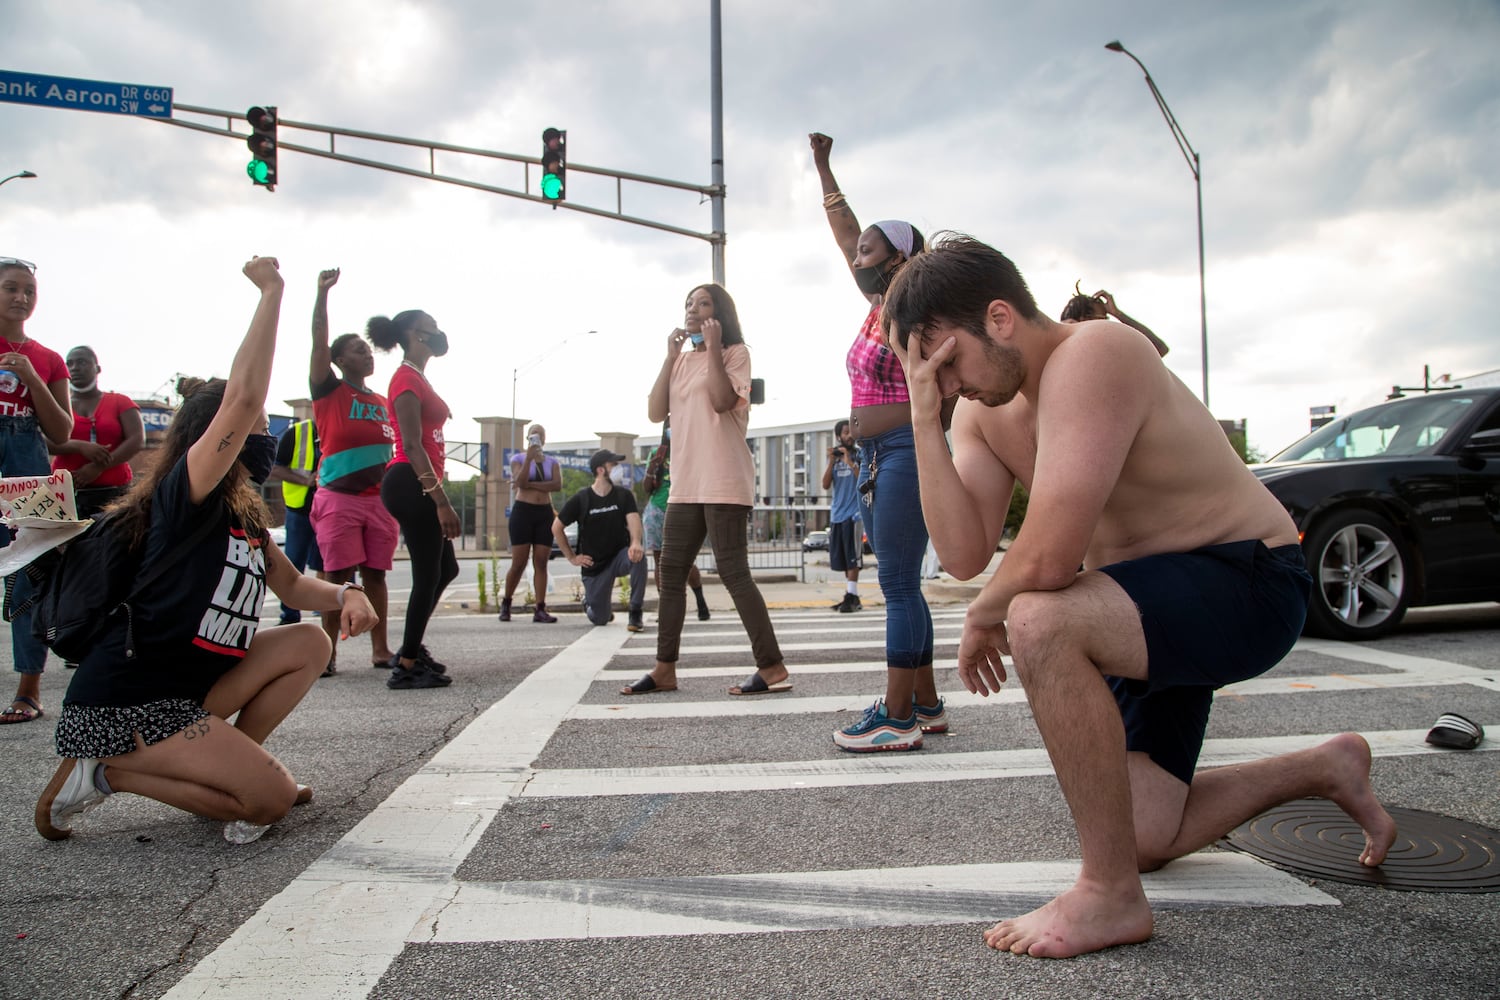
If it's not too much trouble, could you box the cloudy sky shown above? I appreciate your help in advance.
[3,0,1497,471]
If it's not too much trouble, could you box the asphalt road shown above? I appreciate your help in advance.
[3,578,1498,1000]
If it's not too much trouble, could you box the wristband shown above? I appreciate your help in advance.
[338,582,366,607]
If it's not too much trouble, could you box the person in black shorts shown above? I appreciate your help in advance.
[34,258,378,845]
[889,235,1396,959]
[500,423,561,623]
[821,419,864,613]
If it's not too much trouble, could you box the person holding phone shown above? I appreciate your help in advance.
[500,423,561,623]
[822,418,864,613]
[622,284,788,697]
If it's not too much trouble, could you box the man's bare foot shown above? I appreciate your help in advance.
[983,880,1153,958]
[1319,733,1398,866]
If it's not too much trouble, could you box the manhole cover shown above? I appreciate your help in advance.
[1219,799,1500,892]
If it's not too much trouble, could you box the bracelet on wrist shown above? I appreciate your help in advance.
[337,581,366,608]
[822,190,846,208]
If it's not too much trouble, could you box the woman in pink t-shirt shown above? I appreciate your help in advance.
[622,284,789,698]
[368,308,457,691]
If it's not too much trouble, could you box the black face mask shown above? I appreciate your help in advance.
[853,258,899,296]
[240,433,279,485]
[425,331,450,357]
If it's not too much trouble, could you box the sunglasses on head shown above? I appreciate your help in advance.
[0,257,36,274]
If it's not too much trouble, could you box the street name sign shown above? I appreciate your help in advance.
[0,69,172,119]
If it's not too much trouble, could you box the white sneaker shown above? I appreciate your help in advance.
[36,758,107,840]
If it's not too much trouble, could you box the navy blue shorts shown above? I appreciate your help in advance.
[828,519,864,573]
[1098,540,1311,785]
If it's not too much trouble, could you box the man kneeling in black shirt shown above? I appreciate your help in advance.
[553,450,648,631]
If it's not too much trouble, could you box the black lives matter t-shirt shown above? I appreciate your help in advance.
[557,484,637,577]
[63,456,270,709]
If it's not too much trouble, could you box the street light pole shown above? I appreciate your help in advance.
[1105,41,1209,411]
[509,330,599,486]
[0,170,38,188]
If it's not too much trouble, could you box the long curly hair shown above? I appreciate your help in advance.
[107,377,269,548]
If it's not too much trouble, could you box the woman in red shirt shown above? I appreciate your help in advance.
[369,308,457,691]
[1,257,74,725]
[50,346,145,517]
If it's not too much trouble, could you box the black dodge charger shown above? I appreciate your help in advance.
[1252,386,1500,640]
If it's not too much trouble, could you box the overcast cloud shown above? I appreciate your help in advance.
[3,0,1497,466]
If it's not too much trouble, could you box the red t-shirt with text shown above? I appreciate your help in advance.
[0,339,67,418]
[387,364,449,481]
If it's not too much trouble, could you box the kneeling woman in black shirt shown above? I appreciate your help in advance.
[35,257,378,845]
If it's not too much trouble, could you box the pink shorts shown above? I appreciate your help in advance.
[311,489,399,573]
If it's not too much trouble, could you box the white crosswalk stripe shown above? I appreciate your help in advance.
[164,610,1496,998]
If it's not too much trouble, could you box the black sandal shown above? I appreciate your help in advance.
[1426,712,1484,750]
[621,674,678,696]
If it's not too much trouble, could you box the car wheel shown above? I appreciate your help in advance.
[1301,509,1412,640]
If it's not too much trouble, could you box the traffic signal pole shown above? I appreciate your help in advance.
[709,0,726,284]
[154,105,726,250]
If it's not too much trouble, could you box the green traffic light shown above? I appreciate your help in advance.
[541,172,563,200]
[247,159,270,184]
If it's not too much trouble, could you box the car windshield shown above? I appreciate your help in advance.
[1271,393,1481,463]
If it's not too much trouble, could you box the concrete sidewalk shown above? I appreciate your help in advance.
[477,550,996,617]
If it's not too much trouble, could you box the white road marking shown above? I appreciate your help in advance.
[613,638,959,656]
[575,656,1499,720]
[161,625,633,1000]
[416,853,1335,943]
[161,625,1489,998]
[519,728,1498,798]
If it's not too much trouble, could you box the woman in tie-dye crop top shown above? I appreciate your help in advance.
[811,131,950,753]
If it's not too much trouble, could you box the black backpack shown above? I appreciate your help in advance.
[4,510,218,661]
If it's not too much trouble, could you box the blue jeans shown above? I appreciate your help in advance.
[278,505,324,624]
[1,416,53,675]
[857,424,933,668]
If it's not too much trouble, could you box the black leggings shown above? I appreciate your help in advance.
[381,462,459,660]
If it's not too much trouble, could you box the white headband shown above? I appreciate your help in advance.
[873,220,915,259]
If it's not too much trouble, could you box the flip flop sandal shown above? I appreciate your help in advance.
[0,696,43,724]
[1425,712,1485,750]
[729,673,793,696]
[621,675,678,696]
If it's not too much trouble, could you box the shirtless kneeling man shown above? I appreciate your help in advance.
[886,234,1397,959]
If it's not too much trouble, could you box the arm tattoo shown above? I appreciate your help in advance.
[217,433,235,452]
